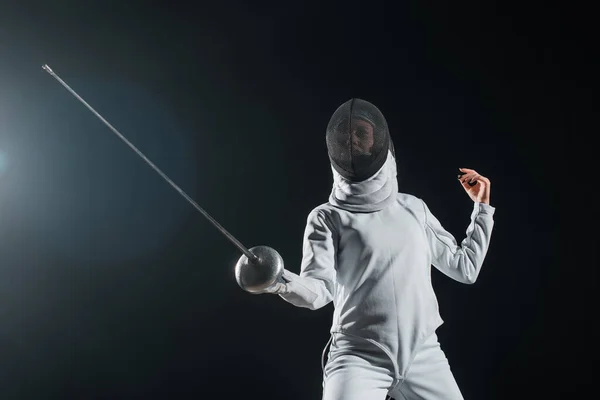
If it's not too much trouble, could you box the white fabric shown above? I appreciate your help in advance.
[328,150,399,213]
[323,332,464,400]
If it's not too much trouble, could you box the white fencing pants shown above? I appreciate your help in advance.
[322,332,464,400]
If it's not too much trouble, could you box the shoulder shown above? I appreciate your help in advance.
[395,192,430,226]
[396,192,426,211]
[308,202,338,221]
[304,203,342,232]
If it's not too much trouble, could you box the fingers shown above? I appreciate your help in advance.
[460,176,490,189]
[458,171,479,185]
[460,178,478,188]
[458,168,491,187]
[457,168,475,182]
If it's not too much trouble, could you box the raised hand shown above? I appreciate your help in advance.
[458,168,491,205]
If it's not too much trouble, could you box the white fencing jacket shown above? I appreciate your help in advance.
[278,151,495,375]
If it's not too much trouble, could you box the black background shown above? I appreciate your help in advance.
[0,1,595,399]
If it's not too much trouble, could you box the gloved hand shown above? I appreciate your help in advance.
[256,270,291,294]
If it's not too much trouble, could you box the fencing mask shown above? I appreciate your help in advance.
[326,98,394,182]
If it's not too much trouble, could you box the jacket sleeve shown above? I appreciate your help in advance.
[278,209,337,310]
[422,199,495,284]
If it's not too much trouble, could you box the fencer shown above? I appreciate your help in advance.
[259,98,496,400]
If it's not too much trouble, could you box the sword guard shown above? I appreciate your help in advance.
[234,246,284,293]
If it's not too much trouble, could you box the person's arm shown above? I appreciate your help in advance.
[266,209,337,310]
[423,200,495,284]
[423,168,495,284]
